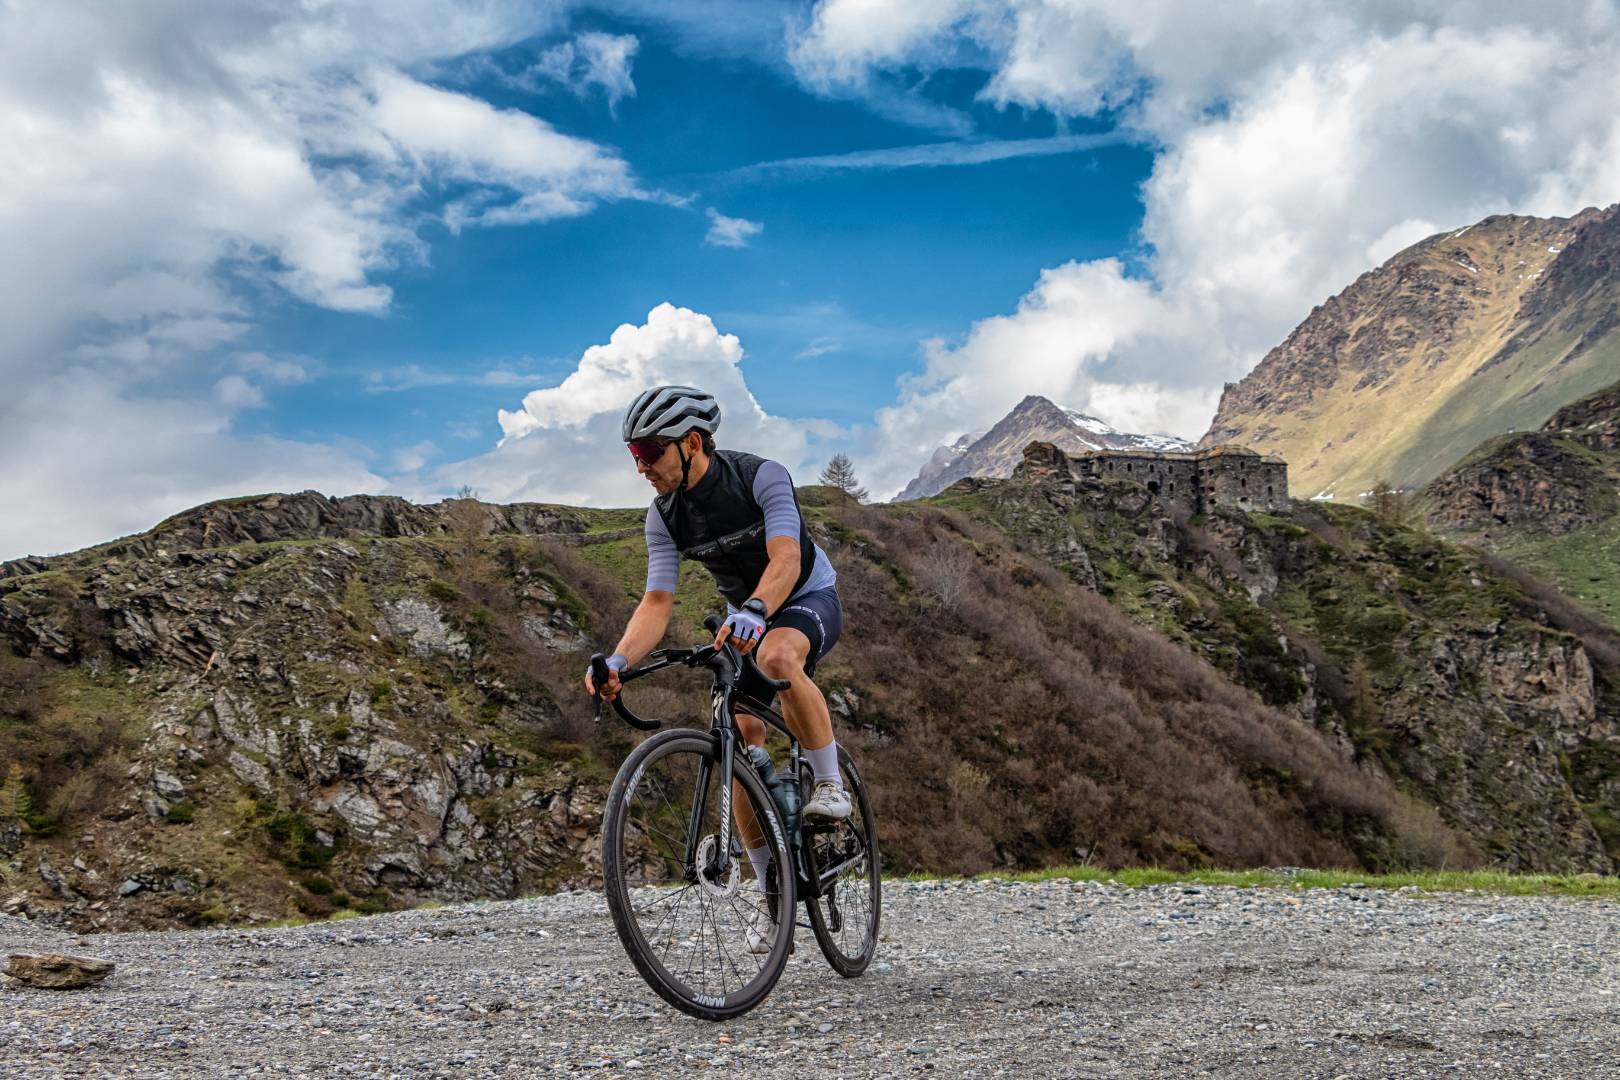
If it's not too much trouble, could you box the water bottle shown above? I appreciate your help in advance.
[745,745,798,843]
[777,764,801,843]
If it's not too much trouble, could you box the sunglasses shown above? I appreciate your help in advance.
[627,437,672,467]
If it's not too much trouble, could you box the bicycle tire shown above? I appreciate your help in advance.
[803,746,882,977]
[602,729,796,1020]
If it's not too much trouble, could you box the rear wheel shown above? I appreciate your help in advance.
[602,729,795,1020]
[803,747,881,977]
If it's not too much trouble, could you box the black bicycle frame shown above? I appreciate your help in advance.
[591,628,864,901]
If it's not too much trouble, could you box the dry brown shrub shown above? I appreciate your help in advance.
[807,502,1395,877]
[1387,793,1482,870]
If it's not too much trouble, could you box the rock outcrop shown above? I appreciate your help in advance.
[1425,378,1620,537]
[4,952,115,989]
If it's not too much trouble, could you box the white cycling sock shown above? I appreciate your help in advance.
[746,845,772,893]
[805,742,842,786]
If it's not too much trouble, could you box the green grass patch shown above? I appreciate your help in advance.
[939,864,1620,897]
[1248,512,1308,538]
[1498,515,1620,631]
[257,907,366,929]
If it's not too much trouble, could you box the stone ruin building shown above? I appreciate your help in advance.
[1018,441,1291,514]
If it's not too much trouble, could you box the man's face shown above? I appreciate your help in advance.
[630,432,697,495]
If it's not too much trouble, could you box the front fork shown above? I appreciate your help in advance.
[686,690,739,882]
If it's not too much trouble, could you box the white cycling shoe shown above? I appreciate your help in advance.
[745,905,778,955]
[804,779,852,820]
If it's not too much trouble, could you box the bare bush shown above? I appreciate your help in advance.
[1388,793,1482,871]
[811,501,1396,877]
[913,538,978,611]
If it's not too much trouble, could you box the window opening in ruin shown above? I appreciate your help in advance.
[1241,477,1247,488]
[1147,480,1160,495]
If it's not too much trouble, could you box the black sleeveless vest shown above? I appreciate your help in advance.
[654,449,815,610]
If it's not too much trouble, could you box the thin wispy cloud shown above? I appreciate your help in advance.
[732,132,1136,176]
[705,208,764,247]
[364,364,555,394]
[795,338,840,359]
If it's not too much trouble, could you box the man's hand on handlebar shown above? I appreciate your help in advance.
[584,653,627,702]
[714,608,766,656]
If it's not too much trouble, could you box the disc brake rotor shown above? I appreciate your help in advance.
[695,834,741,900]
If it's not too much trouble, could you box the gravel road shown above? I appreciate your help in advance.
[3,879,1617,1078]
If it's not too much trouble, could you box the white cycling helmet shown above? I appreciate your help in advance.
[622,385,722,442]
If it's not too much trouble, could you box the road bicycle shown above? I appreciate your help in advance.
[589,616,881,1020]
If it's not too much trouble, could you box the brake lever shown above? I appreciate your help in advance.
[588,652,611,723]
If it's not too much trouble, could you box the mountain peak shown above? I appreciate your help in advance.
[896,396,1192,500]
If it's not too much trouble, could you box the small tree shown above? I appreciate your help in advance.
[1363,477,1422,529]
[444,485,490,560]
[2,762,33,823]
[819,453,868,502]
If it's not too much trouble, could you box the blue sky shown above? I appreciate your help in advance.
[243,14,1153,464]
[4,1,1618,558]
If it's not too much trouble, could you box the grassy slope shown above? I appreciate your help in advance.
[937,478,1620,869]
[1496,516,1620,630]
[1391,328,1620,490]
[1290,292,1522,499]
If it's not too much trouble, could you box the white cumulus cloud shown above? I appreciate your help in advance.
[0,1,661,560]
[418,303,837,508]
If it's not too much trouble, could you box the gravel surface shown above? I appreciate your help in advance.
[3,879,1617,1078]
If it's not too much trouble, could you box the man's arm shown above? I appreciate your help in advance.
[586,509,679,700]
[751,535,801,615]
[748,459,807,616]
[613,590,674,667]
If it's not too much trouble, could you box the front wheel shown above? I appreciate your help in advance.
[803,747,881,977]
[602,729,796,1020]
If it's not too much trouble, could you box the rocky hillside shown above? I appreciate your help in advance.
[2,472,1617,932]
[898,395,1191,500]
[1425,378,1620,628]
[1201,204,1620,501]
[937,445,1620,874]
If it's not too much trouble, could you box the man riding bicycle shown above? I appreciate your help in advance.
[583,385,851,948]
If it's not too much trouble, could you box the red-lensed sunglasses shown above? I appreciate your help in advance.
[627,437,671,467]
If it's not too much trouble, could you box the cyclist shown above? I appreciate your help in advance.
[583,385,850,947]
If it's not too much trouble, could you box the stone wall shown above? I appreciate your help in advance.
[1029,443,1290,513]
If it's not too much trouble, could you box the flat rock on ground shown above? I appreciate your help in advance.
[1,880,1617,1078]
[5,952,116,989]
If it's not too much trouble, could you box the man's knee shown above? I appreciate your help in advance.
[757,636,807,682]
